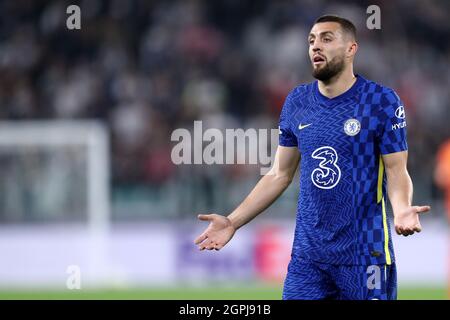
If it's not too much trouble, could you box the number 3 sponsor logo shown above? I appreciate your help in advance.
[311,146,341,189]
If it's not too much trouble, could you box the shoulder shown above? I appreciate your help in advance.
[363,78,402,105]
[360,78,403,121]
[280,83,312,118]
[285,82,314,104]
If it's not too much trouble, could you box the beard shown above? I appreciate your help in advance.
[312,55,345,82]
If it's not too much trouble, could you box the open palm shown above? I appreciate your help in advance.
[394,205,430,236]
[194,214,236,251]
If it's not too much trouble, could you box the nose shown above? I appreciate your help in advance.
[311,39,323,52]
[312,44,322,53]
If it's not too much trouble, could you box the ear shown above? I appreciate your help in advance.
[347,42,358,58]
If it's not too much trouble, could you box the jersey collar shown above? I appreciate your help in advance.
[314,74,365,104]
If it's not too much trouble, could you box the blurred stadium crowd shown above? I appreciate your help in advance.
[0,0,449,219]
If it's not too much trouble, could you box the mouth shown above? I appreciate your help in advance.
[313,55,326,66]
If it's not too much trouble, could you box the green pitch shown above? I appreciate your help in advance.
[0,285,447,300]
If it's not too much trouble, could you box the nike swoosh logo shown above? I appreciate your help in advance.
[298,123,312,130]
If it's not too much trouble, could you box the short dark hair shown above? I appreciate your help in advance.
[314,15,357,40]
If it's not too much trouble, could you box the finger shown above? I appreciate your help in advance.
[210,240,221,250]
[400,228,411,237]
[413,224,422,233]
[199,239,213,251]
[206,240,221,251]
[395,226,402,235]
[415,206,431,214]
[199,239,211,251]
[194,233,208,245]
[198,214,214,222]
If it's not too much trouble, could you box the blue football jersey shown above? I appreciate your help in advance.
[279,75,408,265]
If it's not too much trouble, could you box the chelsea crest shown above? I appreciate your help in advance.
[344,118,361,136]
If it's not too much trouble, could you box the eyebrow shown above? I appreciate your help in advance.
[308,31,335,38]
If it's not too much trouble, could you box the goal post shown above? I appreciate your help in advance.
[0,120,111,287]
[0,120,110,228]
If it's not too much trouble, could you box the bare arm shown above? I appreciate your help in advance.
[383,151,430,236]
[194,146,300,250]
[227,146,300,229]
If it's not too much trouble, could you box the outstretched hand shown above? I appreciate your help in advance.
[194,214,236,251]
[394,205,431,236]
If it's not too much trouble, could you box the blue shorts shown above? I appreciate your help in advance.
[282,256,397,300]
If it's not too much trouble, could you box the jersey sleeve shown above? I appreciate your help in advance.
[377,89,408,155]
[278,91,298,147]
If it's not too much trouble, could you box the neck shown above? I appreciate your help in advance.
[317,66,356,99]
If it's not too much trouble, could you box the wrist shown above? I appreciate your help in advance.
[227,213,240,230]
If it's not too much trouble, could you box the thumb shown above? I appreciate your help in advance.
[198,214,215,221]
[415,205,431,214]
